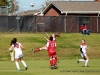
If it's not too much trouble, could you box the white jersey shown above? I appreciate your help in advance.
[12,42,23,58]
[80,44,87,53]
[80,44,87,57]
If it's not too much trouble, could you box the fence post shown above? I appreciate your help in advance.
[16,16,20,32]
[97,13,100,32]
[64,13,67,32]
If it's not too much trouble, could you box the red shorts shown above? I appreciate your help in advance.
[48,50,56,56]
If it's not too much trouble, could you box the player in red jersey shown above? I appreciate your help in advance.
[32,33,60,62]
[32,33,60,52]
[46,36,57,69]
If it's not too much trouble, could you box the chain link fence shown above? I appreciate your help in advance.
[0,16,100,33]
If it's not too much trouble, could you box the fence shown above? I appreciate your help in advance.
[0,16,100,33]
[0,6,8,15]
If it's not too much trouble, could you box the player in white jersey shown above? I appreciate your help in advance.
[77,39,89,67]
[12,38,28,71]
[9,40,14,62]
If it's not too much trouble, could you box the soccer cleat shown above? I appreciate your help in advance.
[77,60,79,64]
[25,67,28,70]
[54,65,57,69]
[32,49,35,53]
[84,65,89,67]
[16,69,20,72]
[51,66,54,69]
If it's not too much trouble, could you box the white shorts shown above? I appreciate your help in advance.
[80,52,87,57]
[15,53,23,58]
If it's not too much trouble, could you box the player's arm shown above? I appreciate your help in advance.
[80,45,83,53]
[20,44,24,50]
[44,37,49,41]
[45,32,50,38]
[86,45,89,50]
[9,46,14,52]
[80,48,83,53]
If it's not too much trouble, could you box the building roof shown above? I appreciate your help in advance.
[18,10,39,16]
[43,1,100,14]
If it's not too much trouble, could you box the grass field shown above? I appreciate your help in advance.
[0,59,100,75]
[0,33,100,75]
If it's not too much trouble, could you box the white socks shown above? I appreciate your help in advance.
[78,59,89,67]
[15,61,20,70]
[79,59,85,62]
[85,60,89,67]
[15,60,27,70]
[21,60,27,67]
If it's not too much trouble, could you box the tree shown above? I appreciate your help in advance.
[7,0,19,15]
[0,0,8,6]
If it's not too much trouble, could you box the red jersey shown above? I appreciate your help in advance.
[46,40,56,52]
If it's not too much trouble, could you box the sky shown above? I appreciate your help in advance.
[17,0,94,12]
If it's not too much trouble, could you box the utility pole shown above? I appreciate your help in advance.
[13,0,17,16]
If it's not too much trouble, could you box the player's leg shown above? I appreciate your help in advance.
[15,57,20,71]
[77,53,85,63]
[32,46,47,53]
[84,56,89,67]
[48,52,54,69]
[52,55,58,69]
[55,33,60,37]
[11,51,14,62]
[49,56,53,68]
[20,56,28,70]
[53,52,57,65]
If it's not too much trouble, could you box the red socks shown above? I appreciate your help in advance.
[35,49,40,52]
[50,59,53,66]
[50,58,57,66]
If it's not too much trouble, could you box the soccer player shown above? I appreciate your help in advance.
[77,39,89,67]
[11,38,28,71]
[9,40,14,62]
[32,33,60,62]
[47,36,57,69]
[32,32,60,52]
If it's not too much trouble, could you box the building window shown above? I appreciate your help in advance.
[77,15,90,24]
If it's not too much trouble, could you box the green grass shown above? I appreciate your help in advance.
[0,33,100,75]
[0,33,100,60]
[0,59,100,75]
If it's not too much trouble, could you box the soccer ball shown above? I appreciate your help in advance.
[30,2,35,7]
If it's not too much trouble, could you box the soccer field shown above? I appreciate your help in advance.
[0,33,100,75]
[0,59,100,75]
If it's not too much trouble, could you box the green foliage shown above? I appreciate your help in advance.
[0,0,8,6]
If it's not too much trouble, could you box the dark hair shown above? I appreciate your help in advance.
[83,24,85,26]
[49,36,53,41]
[10,40,14,46]
[12,38,17,47]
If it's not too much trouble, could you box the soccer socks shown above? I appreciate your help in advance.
[53,58,57,65]
[78,59,89,67]
[85,60,89,67]
[55,57,57,62]
[50,59,53,66]
[15,61,20,70]
[21,60,27,68]
[34,49,40,52]
[79,59,85,62]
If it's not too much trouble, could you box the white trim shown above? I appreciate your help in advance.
[63,11,100,14]
[42,2,64,14]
